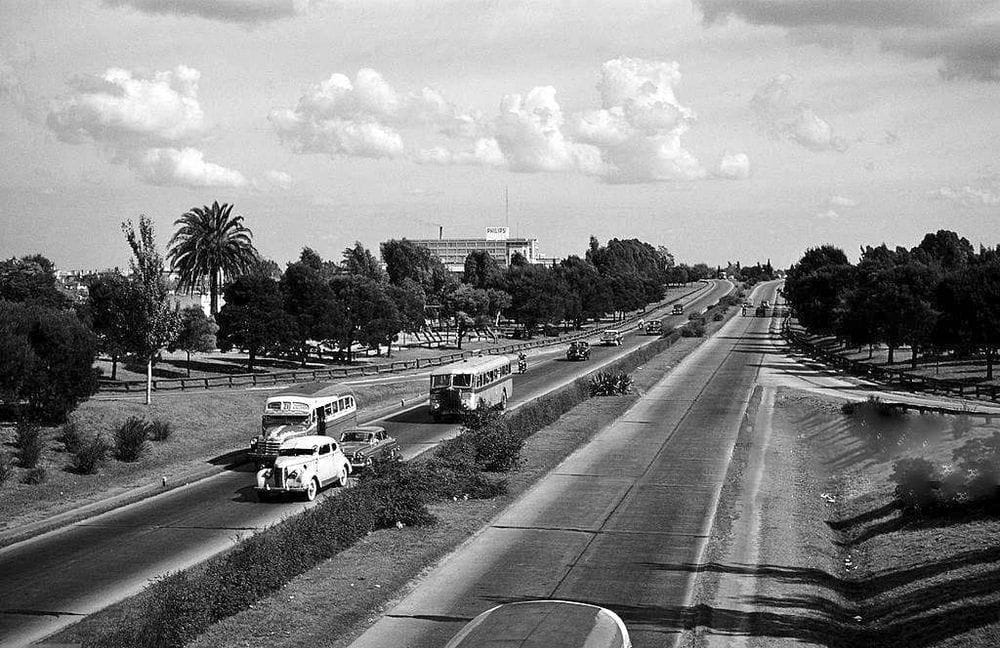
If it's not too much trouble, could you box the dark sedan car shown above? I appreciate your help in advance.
[566,341,591,360]
[338,426,400,469]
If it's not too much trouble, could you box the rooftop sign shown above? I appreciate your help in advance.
[485,226,509,240]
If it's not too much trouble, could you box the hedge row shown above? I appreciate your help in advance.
[85,288,736,648]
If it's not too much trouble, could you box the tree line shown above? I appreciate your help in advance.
[784,230,1000,379]
[1,201,713,421]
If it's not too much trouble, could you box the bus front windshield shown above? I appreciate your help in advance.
[431,375,451,389]
[452,373,472,388]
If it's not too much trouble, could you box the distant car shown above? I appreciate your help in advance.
[761,300,770,308]
[600,329,623,346]
[444,600,631,648]
[644,320,663,335]
[743,299,754,307]
[256,435,351,501]
[671,304,684,315]
[338,426,400,469]
[566,340,591,360]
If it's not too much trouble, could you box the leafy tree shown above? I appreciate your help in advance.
[0,301,99,422]
[122,217,181,405]
[866,262,939,366]
[936,258,1000,380]
[327,275,401,360]
[168,306,218,377]
[387,278,427,334]
[216,275,293,372]
[557,256,612,327]
[280,257,337,365]
[342,241,386,283]
[84,272,137,380]
[166,201,258,315]
[505,264,566,336]
[0,254,71,309]
[785,246,854,334]
[443,284,493,349]
[380,238,457,304]
[912,230,974,271]
[462,250,506,290]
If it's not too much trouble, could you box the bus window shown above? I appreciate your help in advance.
[324,404,333,416]
[347,396,355,408]
[431,375,451,388]
[453,374,472,388]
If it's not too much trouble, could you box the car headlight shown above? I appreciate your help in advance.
[250,438,258,447]
[354,451,364,460]
[287,469,299,480]
[430,402,440,410]
[260,469,272,478]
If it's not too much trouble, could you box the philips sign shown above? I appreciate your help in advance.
[485,226,509,240]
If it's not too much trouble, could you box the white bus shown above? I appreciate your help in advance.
[429,355,514,421]
[249,382,358,465]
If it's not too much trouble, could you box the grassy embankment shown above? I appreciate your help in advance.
[690,387,1000,648]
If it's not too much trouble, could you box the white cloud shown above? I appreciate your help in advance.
[751,74,847,152]
[46,65,246,187]
[929,182,1000,207]
[105,0,323,25]
[494,86,605,175]
[415,138,505,167]
[265,169,292,190]
[816,209,840,219]
[47,65,204,146]
[829,195,859,207]
[133,147,247,188]
[716,152,751,179]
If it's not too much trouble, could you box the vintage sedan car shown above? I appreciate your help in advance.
[566,341,591,360]
[256,435,351,501]
[444,600,631,648]
[644,320,663,335]
[671,303,684,315]
[600,329,623,346]
[339,426,400,469]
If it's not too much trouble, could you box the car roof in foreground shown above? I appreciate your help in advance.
[281,435,335,449]
[342,425,384,434]
[443,600,630,648]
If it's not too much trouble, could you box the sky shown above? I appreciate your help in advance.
[1,0,999,271]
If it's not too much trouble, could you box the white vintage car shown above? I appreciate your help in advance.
[255,435,352,501]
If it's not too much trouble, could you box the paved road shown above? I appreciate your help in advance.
[0,281,732,648]
[347,281,782,648]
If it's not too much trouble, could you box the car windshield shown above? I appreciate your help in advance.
[431,375,451,388]
[452,373,472,388]
[263,414,308,427]
[278,447,315,457]
[341,431,373,443]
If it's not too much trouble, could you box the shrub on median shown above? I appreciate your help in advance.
[588,371,634,396]
[15,419,44,468]
[680,321,705,337]
[71,435,111,475]
[113,416,149,462]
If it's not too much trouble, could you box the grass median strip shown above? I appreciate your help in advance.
[52,295,738,648]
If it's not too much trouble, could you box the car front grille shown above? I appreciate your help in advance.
[262,440,281,456]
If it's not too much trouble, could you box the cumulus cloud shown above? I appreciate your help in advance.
[47,65,245,188]
[716,152,751,179]
[264,169,292,190]
[751,74,847,152]
[829,195,859,207]
[816,209,840,219]
[47,65,204,146]
[134,147,247,187]
[929,181,1000,207]
[105,0,322,25]
[274,58,738,184]
[698,1,1000,82]
[269,68,485,160]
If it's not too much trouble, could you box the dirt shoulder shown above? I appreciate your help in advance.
[685,385,1000,648]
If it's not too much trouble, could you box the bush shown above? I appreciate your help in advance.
[680,321,705,337]
[890,457,940,514]
[951,413,974,439]
[147,419,173,442]
[71,435,110,474]
[57,420,83,453]
[589,371,634,396]
[0,453,13,485]
[713,312,725,321]
[469,422,524,472]
[14,419,44,468]
[22,466,47,485]
[113,416,149,462]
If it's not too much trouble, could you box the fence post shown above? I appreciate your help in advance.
[205,378,210,389]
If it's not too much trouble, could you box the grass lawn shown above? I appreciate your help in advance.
[0,380,426,536]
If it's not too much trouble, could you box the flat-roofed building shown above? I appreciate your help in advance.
[409,227,543,272]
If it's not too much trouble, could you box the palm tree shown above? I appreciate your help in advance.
[166,201,258,315]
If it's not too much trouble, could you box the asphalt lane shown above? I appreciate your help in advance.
[347,281,781,648]
[0,281,730,648]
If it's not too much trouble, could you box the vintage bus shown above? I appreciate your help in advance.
[429,355,514,421]
[249,382,358,465]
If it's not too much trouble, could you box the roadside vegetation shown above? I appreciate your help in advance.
[784,230,1000,382]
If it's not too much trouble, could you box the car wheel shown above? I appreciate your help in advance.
[337,466,349,487]
[304,477,319,501]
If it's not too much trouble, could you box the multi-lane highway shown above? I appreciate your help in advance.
[0,280,732,648]
[347,280,783,648]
